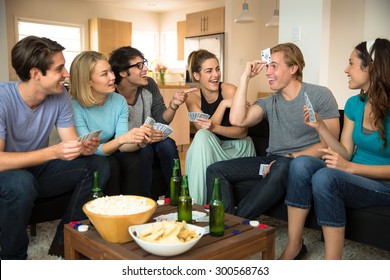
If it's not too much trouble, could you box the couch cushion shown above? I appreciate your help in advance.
[248,119,269,156]
[345,207,390,251]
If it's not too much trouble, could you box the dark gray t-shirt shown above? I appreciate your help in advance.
[255,82,339,156]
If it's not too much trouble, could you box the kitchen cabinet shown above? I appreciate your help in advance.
[159,86,190,146]
[177,21,186,60]
[186,7,225,37]
[89,18,132,58]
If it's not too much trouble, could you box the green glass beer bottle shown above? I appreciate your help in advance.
[90,171,104,200]
[170,159,182,206]
[177,175,192,223]
[209,177,224,237]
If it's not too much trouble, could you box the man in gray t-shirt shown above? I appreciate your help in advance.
[206,43,340,219]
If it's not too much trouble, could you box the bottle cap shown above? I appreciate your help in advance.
[249,220,260,227]
[78,225,89,232]
[157,199,165,205]
[70,221,81,227]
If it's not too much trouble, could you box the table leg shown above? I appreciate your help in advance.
[64,227,78,260]
[261,233,275,260]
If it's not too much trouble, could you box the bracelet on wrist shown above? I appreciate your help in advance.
[169,102,178,111]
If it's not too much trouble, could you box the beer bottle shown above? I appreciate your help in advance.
[177,175,192,223]
[169,159,182,206]
[90,171,104,200]
[209,177,224,237]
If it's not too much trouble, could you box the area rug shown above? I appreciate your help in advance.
[27,215,389,260]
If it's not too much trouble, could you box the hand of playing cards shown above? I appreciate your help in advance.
[304,92,316,122]
[153,123,174,140]
[188,112,210,122]
[144,116,173,140]
[144,116,156,126]
[78,130,102,141]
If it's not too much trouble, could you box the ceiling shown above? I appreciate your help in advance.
[82,0,221,13]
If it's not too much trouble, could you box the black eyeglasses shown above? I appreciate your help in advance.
[126,60,148,70]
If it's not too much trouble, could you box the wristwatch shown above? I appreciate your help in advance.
[284,153,295,159]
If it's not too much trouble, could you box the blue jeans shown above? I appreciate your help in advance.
[137,137,179,197]
[0,155,110,259]
[206,155,291,219]
[285,155,390,227]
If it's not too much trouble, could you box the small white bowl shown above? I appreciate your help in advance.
[129,222,205,257]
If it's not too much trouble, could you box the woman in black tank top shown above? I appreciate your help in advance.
[184,49,256,205]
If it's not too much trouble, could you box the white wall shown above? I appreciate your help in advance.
[226,0,279,103]
[279,0,390,109]
[327,0,390,108]
[279,0,330,85]
[327,0,365,109]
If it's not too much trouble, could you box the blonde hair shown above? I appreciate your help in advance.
[271,43,305,82]
[69,51,107,107]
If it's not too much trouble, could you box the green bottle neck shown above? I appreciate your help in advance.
[172,159,181,176]
[92,172,101,191]
[180,185,189,196]
[172,167,180,177]
[211,181,222,201]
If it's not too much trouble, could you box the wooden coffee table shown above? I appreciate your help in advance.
[64,204,275,260]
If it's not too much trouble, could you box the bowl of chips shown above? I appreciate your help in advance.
[83,195,157,243]
[129,221,205,257]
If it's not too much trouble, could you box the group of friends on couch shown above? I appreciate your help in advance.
[0,34,389,260]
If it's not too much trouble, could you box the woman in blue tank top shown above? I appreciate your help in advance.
[280,38,390,260]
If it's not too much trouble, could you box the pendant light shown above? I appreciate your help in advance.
[235,1,256,23]
[265,0,279,27]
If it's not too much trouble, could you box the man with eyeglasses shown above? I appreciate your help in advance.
[109,46,188,198]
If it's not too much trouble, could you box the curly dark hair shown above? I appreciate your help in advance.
[355,38,390,147]
[108,46,144,85]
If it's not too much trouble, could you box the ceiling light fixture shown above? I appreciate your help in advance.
[265,0,279,28]
[235,1,256,23]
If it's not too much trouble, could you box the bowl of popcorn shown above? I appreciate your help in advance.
[82,195,157,243]
[129,221,205,257]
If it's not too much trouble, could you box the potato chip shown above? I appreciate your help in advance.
[138,221,200,244]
